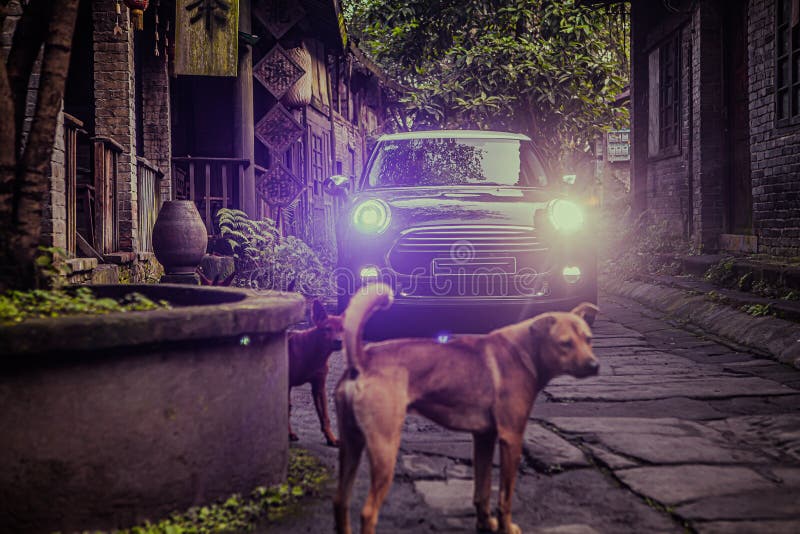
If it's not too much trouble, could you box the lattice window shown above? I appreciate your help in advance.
[776,0,800,125]
[659,34,681,151]
[311,133,324,181]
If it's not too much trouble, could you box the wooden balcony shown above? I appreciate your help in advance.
[172,157,250,235]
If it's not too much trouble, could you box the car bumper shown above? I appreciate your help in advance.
[360,291,596,340]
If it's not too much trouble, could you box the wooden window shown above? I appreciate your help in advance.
[311,133,325,181]
[659,34,681,151]
[776,0,800,125]
[648,32,682,157]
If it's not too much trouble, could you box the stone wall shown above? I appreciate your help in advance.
[138,15,172,202]
[93,0,138,253]
[748,0,800,257]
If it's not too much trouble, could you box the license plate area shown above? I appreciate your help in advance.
[432,257,517,276]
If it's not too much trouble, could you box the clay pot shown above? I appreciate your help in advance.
[152,200,208,274]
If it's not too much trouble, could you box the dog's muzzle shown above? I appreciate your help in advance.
[331,339,343,351]
[578,359,599,377]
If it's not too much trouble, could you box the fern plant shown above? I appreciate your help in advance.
[216,209,331,298]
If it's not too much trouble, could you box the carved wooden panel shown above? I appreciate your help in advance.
[254,103,304,153]
[253,44,305,99]
[256,161,303,207]
[253,0,305,39]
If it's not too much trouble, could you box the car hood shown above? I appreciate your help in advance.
[351,186,556,228]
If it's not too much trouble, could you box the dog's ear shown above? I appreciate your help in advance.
[571,302,599,323]
[311,300,328,325]
[529,315,556,339]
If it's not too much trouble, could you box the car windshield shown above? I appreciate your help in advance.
[366,137,550,188]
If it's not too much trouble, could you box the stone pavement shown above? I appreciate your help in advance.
[275,292,800,533]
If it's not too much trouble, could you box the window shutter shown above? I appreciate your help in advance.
[648,48,660,156]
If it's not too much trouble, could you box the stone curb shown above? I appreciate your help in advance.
[601,276,800,369]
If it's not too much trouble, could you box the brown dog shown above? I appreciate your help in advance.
[288,300,344,447]
[333,284,599,534]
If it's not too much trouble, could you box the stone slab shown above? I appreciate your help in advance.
[544,417,768,464]
[615,465,775,506]
[414,478,491,516]
[545,375,795,402]
[676,490,800,521]
[584,444,638,469]
[533,397,724,420]
[398,454,450,479]
[523,424,589,471]
[706,414,800,463]
[695,520,800,534]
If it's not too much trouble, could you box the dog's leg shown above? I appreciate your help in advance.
[334,386,365,534]
[288,387,299,442]
[473,431,499,532]
[358,389,406,534]
[311,372,338,447]
[496,433,523,534]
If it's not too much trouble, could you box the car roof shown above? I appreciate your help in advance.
[378,130,532,142]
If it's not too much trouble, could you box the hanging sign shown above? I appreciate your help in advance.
[606,129,630,163]
[175,0,239,76]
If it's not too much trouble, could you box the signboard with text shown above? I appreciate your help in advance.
[606,129,630,163]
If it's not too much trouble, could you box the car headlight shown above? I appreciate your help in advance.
[352,199,390,234]
[547,199,584,233]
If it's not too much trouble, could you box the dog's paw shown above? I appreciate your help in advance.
[503,523,521,534]
[289,432,299,442]
[476,516,498,532]
[326,437,340,448]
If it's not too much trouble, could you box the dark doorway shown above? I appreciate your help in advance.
[723,0,752,234]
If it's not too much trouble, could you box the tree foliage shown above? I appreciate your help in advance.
[346,0,629,173]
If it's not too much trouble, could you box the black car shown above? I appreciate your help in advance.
[325,130,597,339]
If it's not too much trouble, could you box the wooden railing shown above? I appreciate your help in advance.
[171,157,250,234]
[136,157,163,253]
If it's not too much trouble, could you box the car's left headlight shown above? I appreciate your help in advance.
[548,199,584,234]
[352,199,391,234]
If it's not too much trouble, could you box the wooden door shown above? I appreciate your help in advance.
[724,0,752,234]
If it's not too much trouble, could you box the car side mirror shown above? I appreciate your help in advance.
[323,174,352,197]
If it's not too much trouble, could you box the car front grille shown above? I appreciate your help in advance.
[388,226,551,297]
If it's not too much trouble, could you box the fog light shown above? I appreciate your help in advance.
[562,265,582,284]
[359,265,380,281]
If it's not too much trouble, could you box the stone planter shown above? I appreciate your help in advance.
[152,200,208,281]
[0,285,304,533]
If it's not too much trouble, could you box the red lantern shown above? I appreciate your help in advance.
[124,0,149,31]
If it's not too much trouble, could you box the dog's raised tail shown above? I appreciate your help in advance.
[343,283,394,372]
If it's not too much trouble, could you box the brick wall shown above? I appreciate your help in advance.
[644,24,692,236]
[93,0,138,253]
[691,1,727,251]
[139,26,172,202]
[748,0,800,256]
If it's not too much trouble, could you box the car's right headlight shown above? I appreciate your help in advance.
[352,199,391,234]
[547,199,584,234]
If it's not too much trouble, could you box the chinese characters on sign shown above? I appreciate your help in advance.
[175,0,239,76]
[606,129,630,163]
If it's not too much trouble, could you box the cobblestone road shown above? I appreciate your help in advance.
[276,293,800,533]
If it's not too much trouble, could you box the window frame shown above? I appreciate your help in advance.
[658,33,681,156]
[775,0,800,127]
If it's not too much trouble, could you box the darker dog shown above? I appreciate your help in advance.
[288,300,344,447]
[334,284,599,534]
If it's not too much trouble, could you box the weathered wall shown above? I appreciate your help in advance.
[94,0,139,253]
[748,0,800,257]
